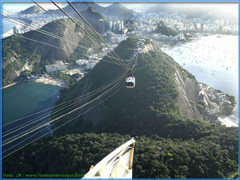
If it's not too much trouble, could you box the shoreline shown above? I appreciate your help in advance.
[162,34,238,127]
[34,77,67,87]
[2,77,67,90]
[2,29,14,39]
[2,82,18,89]
[218,115,238,127]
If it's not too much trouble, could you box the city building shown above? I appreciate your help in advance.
[45,64,57,73]
[76,59,87,66]
[109,21,113,31]
[98,19,106,34]
[113,22,117,31]
[45,61,67,73]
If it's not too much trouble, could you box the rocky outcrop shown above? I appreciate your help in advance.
[175,70,201,119]
[175,69,236,123]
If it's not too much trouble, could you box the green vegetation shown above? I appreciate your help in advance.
[3,38,238,178]
[3,132,238,178]
[154,25,178,37]
[41,19,66,37]
[19,5,43,14]
[80,7,109,34]
[2,18,99,86]
[49,71,76,87]
[107,3,134,19]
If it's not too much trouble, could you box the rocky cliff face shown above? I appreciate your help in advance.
[175,68,236,123]
[175,69,201,119]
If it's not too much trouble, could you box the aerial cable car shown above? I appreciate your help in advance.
[126,70,135,88]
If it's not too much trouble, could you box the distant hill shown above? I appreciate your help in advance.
[2,18,99,86]
[154,25,178,36]
[105,3,134,19]
[148,3,238,25]
[19,5,43,15]
[49,2,134,20]
[80,7,109,33]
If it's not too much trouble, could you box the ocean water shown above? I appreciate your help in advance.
[3,81,60,125]
[163,35,238,127]
[2,19,16,34]
[2,81,60,157]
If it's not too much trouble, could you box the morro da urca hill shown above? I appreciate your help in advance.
[2,18,99,87]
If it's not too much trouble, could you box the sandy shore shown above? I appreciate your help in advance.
[2,29,14,39]
[2,77,66,90]
[34,77,67,87]
[2,82,17,89]
[218,116,238,127]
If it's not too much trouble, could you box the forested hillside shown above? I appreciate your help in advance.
[3,132,238,178]
[2,18,99,86]
[2,38,238,178]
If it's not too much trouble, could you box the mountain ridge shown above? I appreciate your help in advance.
[19,5,43,15]
[48,2,134,19]
[2,18,98,86]
[54,38,235,137]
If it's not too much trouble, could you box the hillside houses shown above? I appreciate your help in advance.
[45,61,67,73]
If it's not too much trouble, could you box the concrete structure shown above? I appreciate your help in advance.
[76,59,88,66]
[45,61,67,73]
[113,22,117,31]
[45,64,57,73]
[109,21,113,31]
[98,19,105,34]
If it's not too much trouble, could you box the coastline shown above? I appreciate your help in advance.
[218,115,238,127]
[2,29,14,39]
[2,77,67,90]
[34,77,67,87]
[2,82,18,89]
[162,34,238,127]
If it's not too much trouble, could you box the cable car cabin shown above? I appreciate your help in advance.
[126,76,135,88]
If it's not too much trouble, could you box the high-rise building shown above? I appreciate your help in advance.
[121,21,124,30]
[113,22,117,31]
[98,19,105,34]
[109,21,113,31]
[117,21,122,32]
[201,23,204,31]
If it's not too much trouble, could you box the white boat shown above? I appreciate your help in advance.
[83,138,135,179]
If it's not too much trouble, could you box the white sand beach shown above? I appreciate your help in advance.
[34,77,66,87]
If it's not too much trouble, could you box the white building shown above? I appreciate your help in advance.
[121,21,124,30]
[46,64,57,73]
[45,61,67,73]
[109,21,113,31]
[117,21,122,31]
[113,22,117,31]
[76,59,88,66]
[55,60,64,65]
[56,64,67,71]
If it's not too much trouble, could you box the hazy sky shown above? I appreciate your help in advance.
[3,3,66,12]
[2,2,238,19]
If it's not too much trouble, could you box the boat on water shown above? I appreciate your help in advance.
[83,138,135,178]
